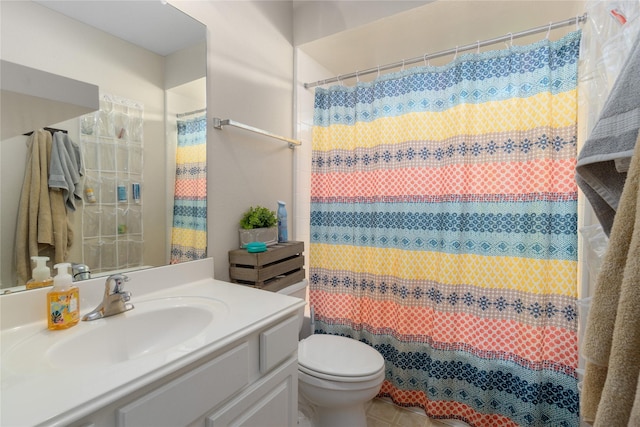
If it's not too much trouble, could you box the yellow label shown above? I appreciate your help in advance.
[48,288,79,330]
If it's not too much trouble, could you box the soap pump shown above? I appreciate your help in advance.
[47,263,80,330]
[26,256,53,290]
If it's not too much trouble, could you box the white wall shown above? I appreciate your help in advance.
[0,1,167,286]
[171,1,295,281]
[293,50,333,266]
[298,1,586,78]
[292,0,432,46]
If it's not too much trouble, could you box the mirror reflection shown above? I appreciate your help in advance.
[0,1,207,291]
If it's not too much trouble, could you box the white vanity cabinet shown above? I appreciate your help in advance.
[1,263,305,427]
[68,314,300,427]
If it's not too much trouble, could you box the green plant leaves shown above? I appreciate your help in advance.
[240,206,277,229]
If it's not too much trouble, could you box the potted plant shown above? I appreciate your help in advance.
[238,205,278,248]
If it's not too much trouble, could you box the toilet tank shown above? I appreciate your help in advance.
[277,279,308,300]
[277,279,311,338]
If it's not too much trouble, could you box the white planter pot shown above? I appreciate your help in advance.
[239,227,278,248]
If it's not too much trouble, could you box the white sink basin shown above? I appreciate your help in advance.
[3,296,229,376]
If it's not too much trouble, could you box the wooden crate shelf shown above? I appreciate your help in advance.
[229,241,305,293]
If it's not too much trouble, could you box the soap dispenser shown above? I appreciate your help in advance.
[47,263,80,330]
[26,256,53,290]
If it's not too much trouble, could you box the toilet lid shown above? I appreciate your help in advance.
[298,335,384,377]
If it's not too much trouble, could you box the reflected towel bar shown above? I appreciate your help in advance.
[212,117,301,149]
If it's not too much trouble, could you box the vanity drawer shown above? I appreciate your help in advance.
[259,315,299,373]
[116,343,249,427]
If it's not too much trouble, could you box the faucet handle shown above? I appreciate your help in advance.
[120,291,132,302]
[106,274,130,294]
[71,263,91,281]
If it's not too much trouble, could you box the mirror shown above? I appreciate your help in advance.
[0,1,207,291]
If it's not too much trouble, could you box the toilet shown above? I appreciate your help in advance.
[278,281,386,427]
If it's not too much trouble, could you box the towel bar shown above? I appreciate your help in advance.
[212,117,301,149]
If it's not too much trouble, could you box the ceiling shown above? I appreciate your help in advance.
[34,0,205,56]
[299,0,586,83]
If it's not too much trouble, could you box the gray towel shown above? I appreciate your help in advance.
[49,131,84,211]
[576,30,640,236]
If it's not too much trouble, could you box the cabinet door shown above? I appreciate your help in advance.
[207,357,297,427]
[117,343,249,427]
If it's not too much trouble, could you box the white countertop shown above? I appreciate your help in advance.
[0,259,304,427]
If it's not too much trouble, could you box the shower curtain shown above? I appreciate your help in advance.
[170,114,207,263]
[310,31,581,426]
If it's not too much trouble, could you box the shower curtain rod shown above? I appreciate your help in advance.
[176,108,206,118]
[212,117,302,149]
[304,13,588,89]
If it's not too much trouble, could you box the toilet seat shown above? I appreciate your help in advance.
[299,363,385,383]
[298,335,385,383]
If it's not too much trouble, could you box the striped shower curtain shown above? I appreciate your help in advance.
[170,115,207,263]
[310,31,581,426]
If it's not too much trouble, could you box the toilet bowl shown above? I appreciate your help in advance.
[297,334,385,427]
[277,280,386,427]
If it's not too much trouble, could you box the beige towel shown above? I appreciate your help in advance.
[581,132,640,425]
[630,375,640,425]
[14,130,72,285]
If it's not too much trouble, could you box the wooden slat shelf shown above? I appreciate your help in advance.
[229,241,305,293]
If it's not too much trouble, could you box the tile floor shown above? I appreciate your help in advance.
[366,398,451,427]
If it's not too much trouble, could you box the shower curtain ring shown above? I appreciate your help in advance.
[423,53,430,66]
[355,70,360,83]
[575,15,580,31]
[504,32,513,49]
[546,22,552,39]
[476,40,480,54]
[401,59,406,71]
[377,65,381,79]
[453,45,459,60]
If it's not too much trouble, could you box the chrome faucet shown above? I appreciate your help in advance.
[72,263,91,281]
[82,274,134,321]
